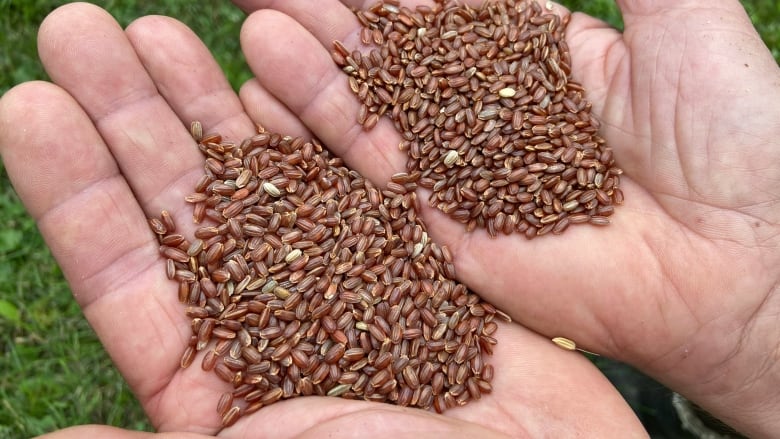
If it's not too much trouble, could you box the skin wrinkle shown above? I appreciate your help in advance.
[652,191,772,247]
[733,207,780,249]
[341,123,403,179]
[143,164,204,222]
[164,366,245,433]
[720,330,780,430]
[753,224,780,249]
[636,224,698,321]
[735,281,780,377]
[640,321,700,381]
[739,175,780,227]
[157,378,218,435]
[38,6,159,124]
[298,67,357,134]
[619,2,728,23]
[83,288,181,420]
[37,182,154,304]
[626,28,654,162]
[651,27,687,198]
[684,312,764,407]
[257,0,363,51]
[672,49,707,206]
[297,409,455,439]
[645,256,774,397]
[84,76,159,125]
[151,277,191,347]
[483,401,526,439]
[238,78,314,137]
[96,282,183,389]
[126,16,257,140]
[229,402,403,438]
[266,0,329,36]
[76,242,160,307]
[741,160,780,192]
[166,87,247,134]
[601,313,634,359]
[141,327,199,433]
[294,60,403,176]
[33,169,122,223]
[628,236,685,358]
[93,93,201,191]
[597,34,630,133]
[116,120,185,201]
[236,403,517,439]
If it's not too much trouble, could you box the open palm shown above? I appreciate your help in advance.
[3,0,779,437]
[227,0,780,436]
[0,1,658,438]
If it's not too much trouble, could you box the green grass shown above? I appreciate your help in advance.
[742,0,780,60]
[0,1,777,438]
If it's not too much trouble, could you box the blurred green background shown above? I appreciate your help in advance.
[0,1,777,437]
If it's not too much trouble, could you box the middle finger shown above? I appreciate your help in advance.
[38,4,225,216]
[241,9,407,185]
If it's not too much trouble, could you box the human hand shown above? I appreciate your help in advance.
[0,2,647,438]
[231,0,780,437]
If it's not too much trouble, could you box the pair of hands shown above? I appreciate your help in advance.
[2,0,779,437]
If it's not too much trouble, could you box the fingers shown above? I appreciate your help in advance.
[241,9,406,185]
[0,80,194,407]
[127,12,317,142]
[37,3,209,216]
[0,82,145,309]
[0,82,120,222]
[0,85,230,432]
[235,0,360,48]
[125,15,256,142]
[239,78,313,137]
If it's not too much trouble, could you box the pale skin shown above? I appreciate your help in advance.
[1,0,778,437]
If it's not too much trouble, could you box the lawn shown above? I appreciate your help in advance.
[0,1,777,438]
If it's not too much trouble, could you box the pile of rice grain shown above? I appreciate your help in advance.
[151,127,508,426]
[333,0,623,238]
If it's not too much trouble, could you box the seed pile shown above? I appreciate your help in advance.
[333,0,624,238]
[150,125,507,427]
